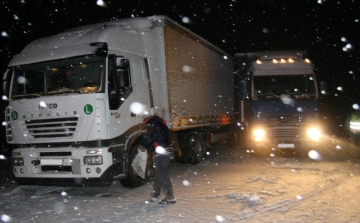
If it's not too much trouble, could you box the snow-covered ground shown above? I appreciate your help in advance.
[1,139,360,223]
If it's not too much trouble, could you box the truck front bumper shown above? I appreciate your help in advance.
[12,146,128,186]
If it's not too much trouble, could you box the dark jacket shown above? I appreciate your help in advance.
[140,115,171,153]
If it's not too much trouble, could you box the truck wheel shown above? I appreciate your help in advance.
[0,163,12,187]
[226,127,239,147]
[0,166,7,187]
[120,144,145,187]
[177,132,206,164]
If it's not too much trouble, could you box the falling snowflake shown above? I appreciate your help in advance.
[1,31,9,37]
[181,16,190,23]
[96,0,106,7]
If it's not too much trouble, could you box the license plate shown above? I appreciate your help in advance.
[278,143,295,148]
[41,159,63,165]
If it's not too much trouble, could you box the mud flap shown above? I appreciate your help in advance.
[131,148,148,179]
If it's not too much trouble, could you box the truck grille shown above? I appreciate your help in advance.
[5,107,13,142]
[24,117,78,138]
[268,127,302,141]
[267,114,316,127]
[256,114,317,142]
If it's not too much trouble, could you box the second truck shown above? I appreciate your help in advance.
[235,50,322,155]
[2,15,236,187]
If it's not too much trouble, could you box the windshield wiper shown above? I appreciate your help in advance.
[256,92,280,98]
[47,90,82,95]
[285,92,316,98]
[286,91,315,95]
[12,94,41,99]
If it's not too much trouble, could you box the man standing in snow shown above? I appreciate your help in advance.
[140,114,176,204]
[345,108,360,146]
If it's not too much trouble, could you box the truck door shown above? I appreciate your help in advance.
[129,56,152,120]
[108,56,132,110]
[107,55,152,134]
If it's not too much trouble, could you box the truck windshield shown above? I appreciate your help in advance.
[253,74,316,100]
[10,55,103,99]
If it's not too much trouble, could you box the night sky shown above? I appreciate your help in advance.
[0,0,359,134]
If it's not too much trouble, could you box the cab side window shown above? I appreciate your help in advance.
[108,55,132,110]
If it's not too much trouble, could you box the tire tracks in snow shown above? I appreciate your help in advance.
[235,175,346,221]
[20,185,72,196]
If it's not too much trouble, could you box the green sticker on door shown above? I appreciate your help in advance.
[11,111,18,120]
[84,104,93,115]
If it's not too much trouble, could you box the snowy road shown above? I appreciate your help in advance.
[1,138,360,223]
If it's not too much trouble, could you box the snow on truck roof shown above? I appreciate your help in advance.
[8,16,155,66]
[65,17,153,32]
[9,15,232,67]
[17,16,155,55]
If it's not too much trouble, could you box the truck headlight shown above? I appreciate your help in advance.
[253,129,265,141]
[84,155,103,165]
[307,127,321,141]
[13,157,24,166]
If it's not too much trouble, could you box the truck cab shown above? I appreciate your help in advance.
[235,51,321,155]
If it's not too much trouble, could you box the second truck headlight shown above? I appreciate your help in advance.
[307,127,321,141]
[253,129,265,141]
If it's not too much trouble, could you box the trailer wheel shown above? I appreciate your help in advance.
[177,132,206,164]
[0,166,7,187]
[225,127,240,147]
[120,144,145,187]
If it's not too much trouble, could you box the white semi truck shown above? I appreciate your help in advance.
[2,15,236,187]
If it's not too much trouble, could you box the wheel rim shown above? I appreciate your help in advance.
[189,134,205,162]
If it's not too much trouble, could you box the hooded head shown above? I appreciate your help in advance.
[142,114,166,125]
[142,114,152,124]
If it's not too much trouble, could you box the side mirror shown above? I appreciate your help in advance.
[115,59,130,89]
[116,58,129,68]
[2,69,11,101]
[239,81,246,100]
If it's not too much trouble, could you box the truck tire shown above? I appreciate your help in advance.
[119,144,145,187]
[177,132,206,164]
[0,166,7,187]
[0,163,12,187]
[225,126,240,147]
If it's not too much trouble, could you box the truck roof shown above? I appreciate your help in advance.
[235,50,314,76]
[19,17,153,55]
[235,50,307,61]
[9,15,232,67]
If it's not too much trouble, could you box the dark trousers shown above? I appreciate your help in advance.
[151,153,174,199]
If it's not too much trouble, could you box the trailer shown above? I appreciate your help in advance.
[2,15,235,187]
[234,50,321,155]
